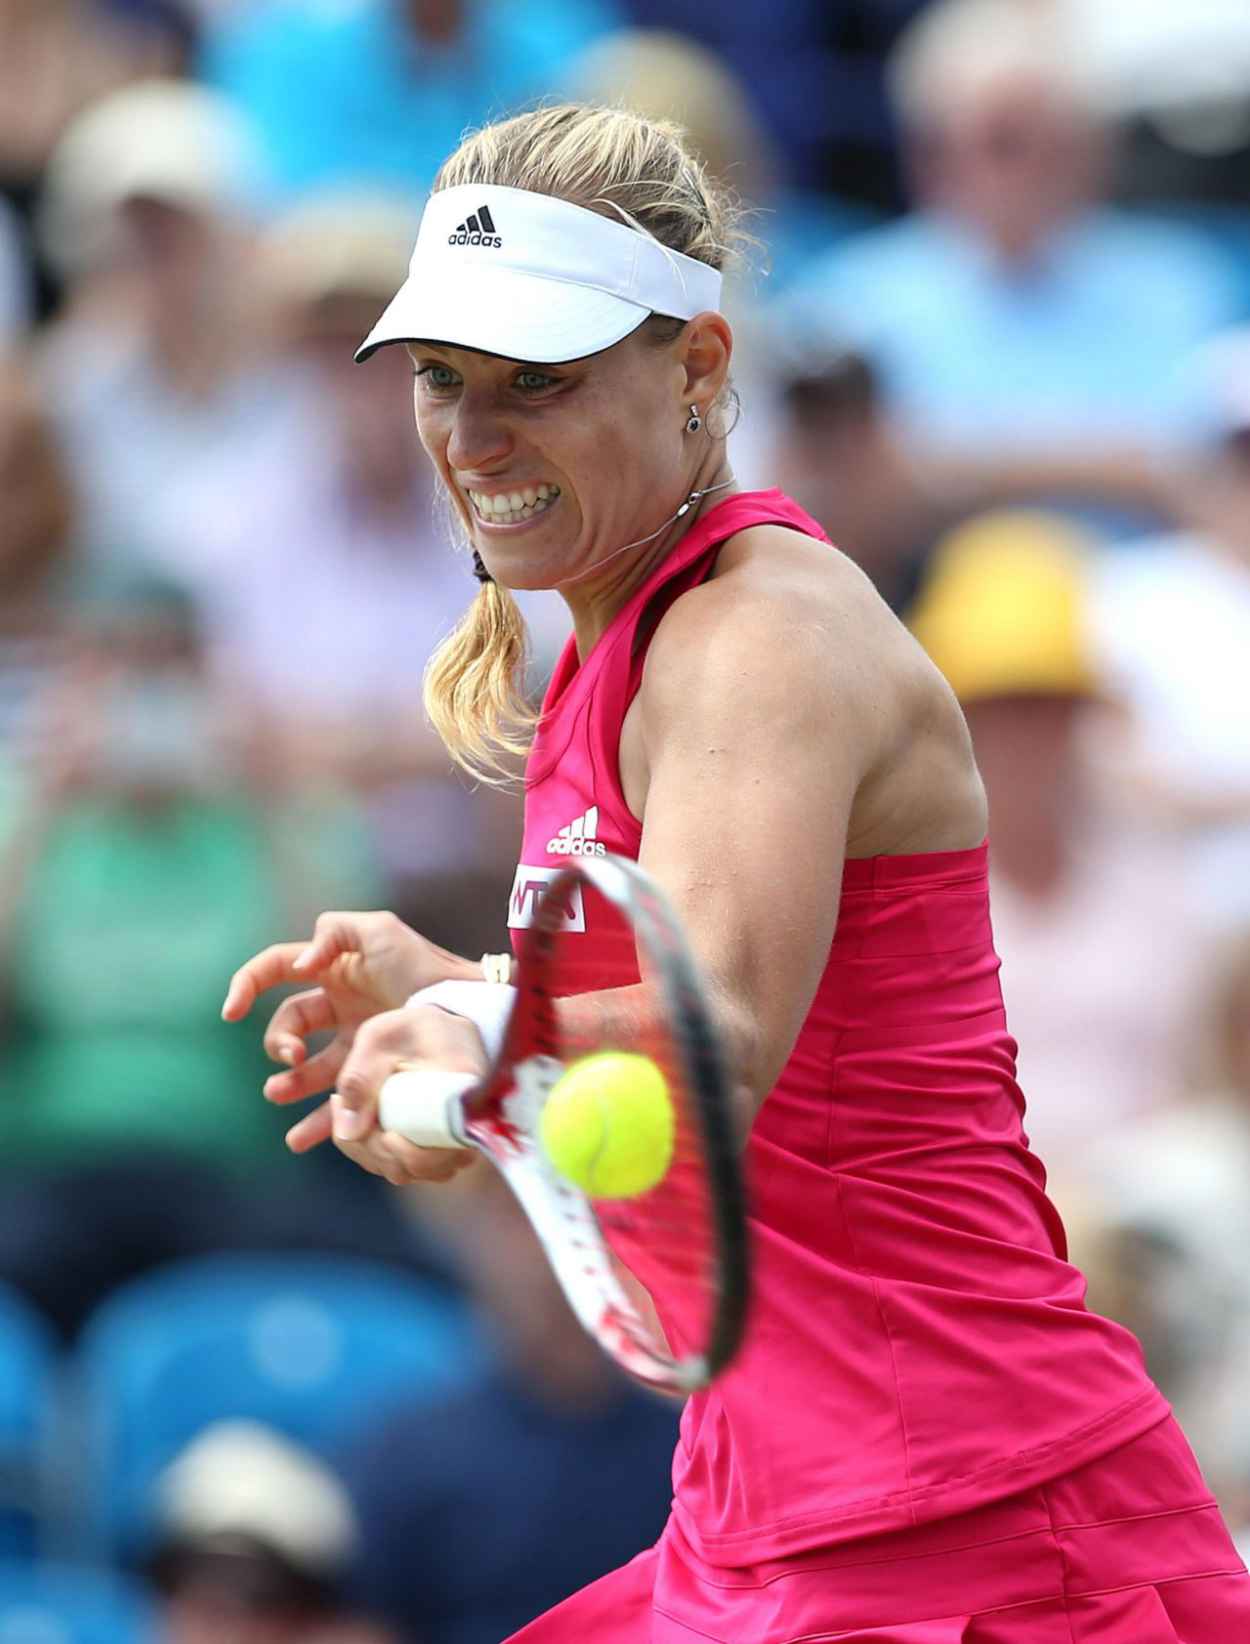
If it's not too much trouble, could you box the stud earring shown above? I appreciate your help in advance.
[685,403,702,434]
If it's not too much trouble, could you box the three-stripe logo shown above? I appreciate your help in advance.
[546,806,606,856]
[448,204,502,248]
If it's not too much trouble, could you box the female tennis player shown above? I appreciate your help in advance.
[223,106,1250,1640]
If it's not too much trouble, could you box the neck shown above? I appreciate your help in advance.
[562,456,736,658]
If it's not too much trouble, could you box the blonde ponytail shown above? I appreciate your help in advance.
[424,580,537,784]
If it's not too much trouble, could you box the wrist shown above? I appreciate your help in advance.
[405,980,517,1063]
[423,941,488,987]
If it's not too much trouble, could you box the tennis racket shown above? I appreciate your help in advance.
[378,851,749,1394]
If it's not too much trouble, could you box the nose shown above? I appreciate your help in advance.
[445,385,514,475]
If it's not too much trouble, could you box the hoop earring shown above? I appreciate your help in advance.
[685,404,702,434]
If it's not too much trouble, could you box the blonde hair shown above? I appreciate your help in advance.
[422,102,742,783]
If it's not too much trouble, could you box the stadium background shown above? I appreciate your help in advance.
[1,1,1249,1638]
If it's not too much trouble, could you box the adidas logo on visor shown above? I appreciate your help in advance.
[448,204,502,248]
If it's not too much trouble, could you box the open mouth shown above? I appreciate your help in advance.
[467,484,561,527]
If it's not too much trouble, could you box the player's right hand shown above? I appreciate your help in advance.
[221,910,479,1124]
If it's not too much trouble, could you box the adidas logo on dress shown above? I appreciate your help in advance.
[547,805,606,856]
[448,204,502,248]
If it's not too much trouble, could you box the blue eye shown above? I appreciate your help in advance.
[415,364,459,390]
[516,369,557,393]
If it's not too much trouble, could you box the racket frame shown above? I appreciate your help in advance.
[388,853,750,1393]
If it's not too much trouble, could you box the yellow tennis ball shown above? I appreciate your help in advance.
[539,1052,674,1199]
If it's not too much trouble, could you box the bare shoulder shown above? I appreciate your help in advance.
[637,521,986,849]
[641,522,920,730]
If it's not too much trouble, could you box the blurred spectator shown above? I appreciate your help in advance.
[563,26,856,487]
[617,0,930,208]
[35,78,301,571]
[561,29,776,482]
[782,0,1239,528]
[1063,0,1250,235]
[0,0,179,192]
[1089,328,1250,931]
[0,353,80,749]
[764,336,1173,614]
[908,510,1204,1186]
[770,343,938,614]
[0,0,192,318]
[567,27,870,297]
[339,1170,678,1644]
[198,0,623,204]
[148,1420,395,1644]
[0,573,393,1336]
[159,189,567,949]
[0,199,30,338]
[1075,926,1250,1542]
[97,0,199,69]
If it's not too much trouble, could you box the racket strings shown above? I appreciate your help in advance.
[519,867,743,1385]
[551,971,720,1360]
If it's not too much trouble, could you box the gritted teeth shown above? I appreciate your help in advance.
[467,483,561,525]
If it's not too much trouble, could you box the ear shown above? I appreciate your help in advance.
[679,311,733,410]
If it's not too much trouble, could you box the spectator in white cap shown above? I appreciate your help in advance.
[34,78,304,574]
[148,1419,393,1644]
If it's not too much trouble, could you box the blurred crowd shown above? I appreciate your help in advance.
[1,0,1249,1638]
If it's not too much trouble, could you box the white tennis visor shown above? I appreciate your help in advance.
[354,183,723,366]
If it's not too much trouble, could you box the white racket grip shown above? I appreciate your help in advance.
[378,1068,476,1149]
[404,980,517,1065]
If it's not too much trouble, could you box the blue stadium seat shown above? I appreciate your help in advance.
[0,1286,57,1558]
[66,1256,480,1555]
[0,1560,155,1643]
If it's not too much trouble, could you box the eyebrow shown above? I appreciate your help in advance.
[408,341,565,370]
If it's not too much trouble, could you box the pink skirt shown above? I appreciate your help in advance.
[506,1415,1250,1642]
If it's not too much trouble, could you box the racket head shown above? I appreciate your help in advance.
[462,853,749,1393]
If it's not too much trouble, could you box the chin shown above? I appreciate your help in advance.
[490,560,566,594]
[474,530,581,594]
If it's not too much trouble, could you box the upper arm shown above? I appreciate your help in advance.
[631,554,877,1101]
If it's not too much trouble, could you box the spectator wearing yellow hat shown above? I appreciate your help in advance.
[909,509,1204,1191]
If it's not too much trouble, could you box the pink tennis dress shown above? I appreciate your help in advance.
[505,491,1250,1641]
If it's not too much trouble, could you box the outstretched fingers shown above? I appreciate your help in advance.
[285,1100,334,1153]
[262,989,335,1068]
[221,941,308,1021]
[290,912,369,979]
[263,1038,349,1106]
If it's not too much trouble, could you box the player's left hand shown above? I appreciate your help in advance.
[284,1004,487,1186]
